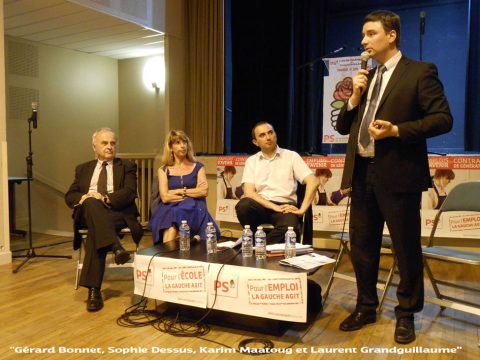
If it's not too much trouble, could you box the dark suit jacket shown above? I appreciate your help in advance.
[65,157,142,250]
[336,56,453,193]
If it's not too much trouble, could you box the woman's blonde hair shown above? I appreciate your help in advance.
[162,130,196,166]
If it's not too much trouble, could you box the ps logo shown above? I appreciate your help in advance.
[212,276,238,298]
[218,205,229,213]
[135,268,153,285]
[313,212,323,223]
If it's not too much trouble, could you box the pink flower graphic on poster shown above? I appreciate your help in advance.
[332,77,352,105]
[330,77,353,130]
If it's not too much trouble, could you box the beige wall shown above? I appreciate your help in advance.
[4,12,186,250]
[118,56,165,153]
[6,37,119,235]
[1,0,192,264]
[118,0,187,152]
[4,40,180,242]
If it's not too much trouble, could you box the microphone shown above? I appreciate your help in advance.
[420,11,426,35]
[331,45,347,55]
[31,102,38,129]
[360,51,370,70]
[298,44,348,70]
[319,45,347,59]
[359,51,370,93]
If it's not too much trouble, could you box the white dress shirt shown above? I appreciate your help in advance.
[351,50,403,157]
[242,146,313,203]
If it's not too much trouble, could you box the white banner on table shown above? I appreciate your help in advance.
[322,56,371,144]
[206,263,307,322]
[134,256,208,308]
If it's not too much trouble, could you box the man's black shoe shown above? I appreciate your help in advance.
[395,317,416,344]
[339,311,376,331]
[112,242,131,265]
[86,287,103,312]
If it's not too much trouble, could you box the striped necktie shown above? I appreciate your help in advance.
[359,65,387,148]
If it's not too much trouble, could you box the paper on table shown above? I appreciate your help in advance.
[266,243,312,253]
[217,237,242,249]
[279,253,335,270]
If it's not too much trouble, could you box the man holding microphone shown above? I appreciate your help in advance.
[335,10,452,344]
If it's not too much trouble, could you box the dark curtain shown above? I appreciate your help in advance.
[227,0,471,154]
[229,0,327,154]
[465,0,480,151]
[290,0,327,153]
[230,0,292,154]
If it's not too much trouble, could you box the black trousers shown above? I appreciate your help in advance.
[349,156,424,319]
[235,197,300,244]
[77,198,126,289]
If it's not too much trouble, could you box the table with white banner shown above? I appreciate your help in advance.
[133,241,325,325]
[216,155,480,239]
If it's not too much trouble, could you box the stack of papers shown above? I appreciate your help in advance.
[216,237,242,250]
[266,243,314,258]
[279,253,336,270]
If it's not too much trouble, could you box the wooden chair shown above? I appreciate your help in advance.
[422,181,480,316]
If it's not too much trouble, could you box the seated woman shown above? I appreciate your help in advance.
[149,130,220,244]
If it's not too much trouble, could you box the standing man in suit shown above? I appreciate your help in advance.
[335,10,452,343]
[65,128,143,311]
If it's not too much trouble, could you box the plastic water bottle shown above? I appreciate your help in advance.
[242,225,253,257]
[206,222,217,254]
[284,226,296,259]
[179,220,190,251]
[255,226,267,260]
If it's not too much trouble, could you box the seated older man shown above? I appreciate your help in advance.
[65,128,142,312]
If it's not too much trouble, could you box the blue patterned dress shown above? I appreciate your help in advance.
[148,162,220,244]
